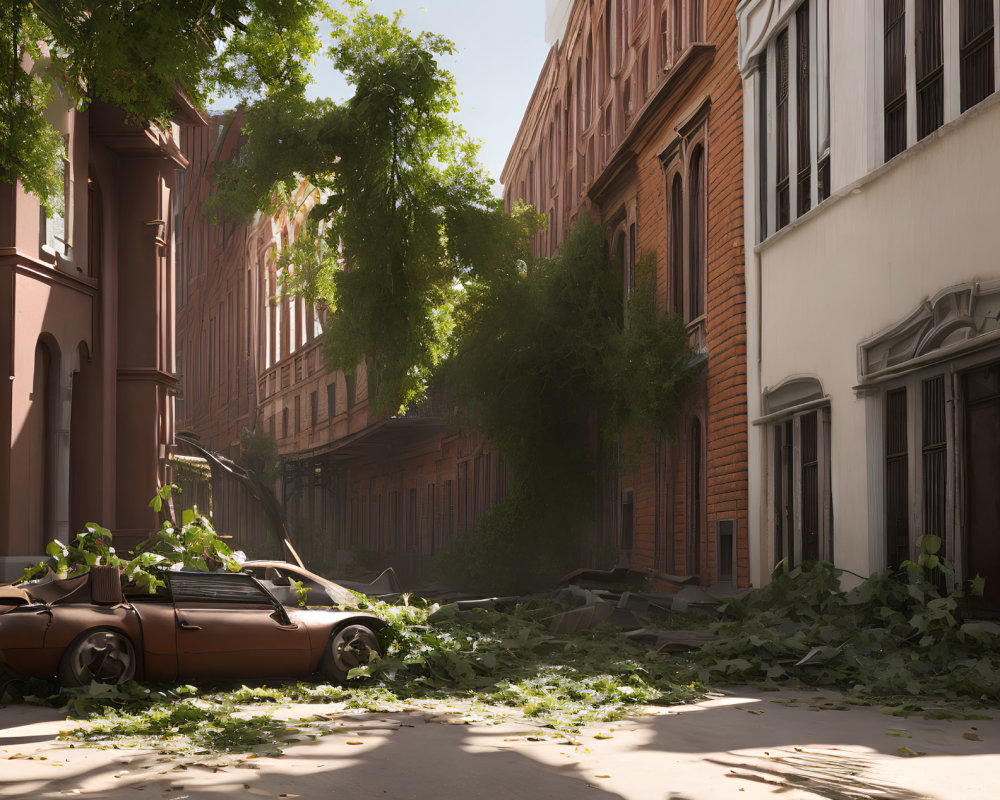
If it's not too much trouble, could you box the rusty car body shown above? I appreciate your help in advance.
[0,568,384,687]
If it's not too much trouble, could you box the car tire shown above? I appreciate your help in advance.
[319,624,380,684]
[58,628,137,687]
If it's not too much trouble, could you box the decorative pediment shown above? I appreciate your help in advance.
[737,0,802,73]
[858,281,1000,380]
[763,376,824,415]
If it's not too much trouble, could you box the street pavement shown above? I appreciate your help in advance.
[1,688,998,799]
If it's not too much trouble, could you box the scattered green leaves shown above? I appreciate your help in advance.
[691,562,1000,706]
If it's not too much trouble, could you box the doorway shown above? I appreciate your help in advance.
[963,362,1000,613]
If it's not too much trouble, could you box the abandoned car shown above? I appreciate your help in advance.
[0,567,384,687]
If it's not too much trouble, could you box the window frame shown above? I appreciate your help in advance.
[765,403,833,570]
[661,104,709,326]
[755,0,831,243]
[877,0,1000,165]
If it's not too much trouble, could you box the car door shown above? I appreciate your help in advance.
[167,572,312,680]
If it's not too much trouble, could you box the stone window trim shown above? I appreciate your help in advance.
[858,281,1000,582]
[743,0,831,243]
[757,377,833,570]
[856,280,1000,387]
[659,98,710,330]
[873,0,1000,167]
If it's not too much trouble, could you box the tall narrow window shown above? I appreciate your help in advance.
[885,388,910,568]
[688,418,702,576]
[659,10,669,69]
[960,0,995,111]
[800,411,820,562]
[758,53,768,237]
[773,422,791,566]
[606,0,615,75]
[796,4,811,217]
[922,376,947,541]
[669,174,684,316]
[775,29,790,230]
[916,0,944,139]
[884,0,908,160]
[688,146,704,320]
[690,0,703,42]
[673,0,684,55]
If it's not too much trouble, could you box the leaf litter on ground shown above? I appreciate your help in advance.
[5,561,1000,756]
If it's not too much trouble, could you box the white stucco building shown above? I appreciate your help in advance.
[739,0,1000,610]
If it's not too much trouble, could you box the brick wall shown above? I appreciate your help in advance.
[502,0,749,587]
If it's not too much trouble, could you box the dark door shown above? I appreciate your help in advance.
[964,363,1000,614]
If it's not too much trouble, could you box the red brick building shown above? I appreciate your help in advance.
[501,0,748,587]
[0,95,204,579]
[177,115,508,581]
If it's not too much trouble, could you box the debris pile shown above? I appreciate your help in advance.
[691,561,1000,704]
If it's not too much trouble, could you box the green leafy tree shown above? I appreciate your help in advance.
[1,0,327,211]
[213,4,529,413]
[437,218,699,591]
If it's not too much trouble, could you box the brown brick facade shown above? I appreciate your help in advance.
[502,0,748,587]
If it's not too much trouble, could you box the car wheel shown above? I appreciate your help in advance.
[58,628,137,687]
[320,624,380,684]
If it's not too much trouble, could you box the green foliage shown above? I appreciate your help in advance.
[436,217,698,592]
[7,596,702,742]
[1,0,326,213]
[19,486,245,594]
[213,5,531,414]
[345,596,703,731]
[288,577,311,607]
[691,561,1000,704]
[240,427,281,484]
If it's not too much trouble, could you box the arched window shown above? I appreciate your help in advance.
[673,0,684,55]
[690,0,703,42]
[688,145,704,319]
[586,35,593,125]
[669,173,684,316]
[687,417,703,576]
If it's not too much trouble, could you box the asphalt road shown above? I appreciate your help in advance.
[1,689,997,799]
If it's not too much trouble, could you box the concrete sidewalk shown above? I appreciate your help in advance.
[1,689,997,799]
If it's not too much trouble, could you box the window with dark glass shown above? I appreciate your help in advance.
[690,0,703,42]
[796,3,811,217]
[922,376,947,541]
[776,29,790,230]
[688,147,704,320]
[800,411,820,562]
[673,0,684,54]
[884,0,908,160]
[669,174,684,316]
[758,52,768,236]
[327,382,336,420]
[960,0,995,111]
[916,0,944,140]
[885,388,910,568]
